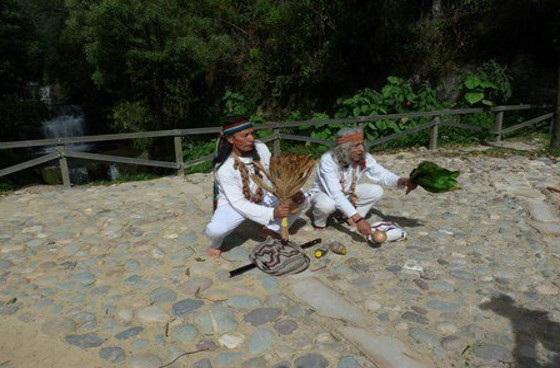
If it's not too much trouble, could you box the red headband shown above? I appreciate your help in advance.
[336,131,364,145]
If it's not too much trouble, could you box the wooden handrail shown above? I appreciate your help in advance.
[64,151,180,169]
[500,112,554,135]
[0,152,60,177]
[0,104,546,150]
[0,104,553,187]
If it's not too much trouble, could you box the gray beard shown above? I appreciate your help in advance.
[333,143,356,167]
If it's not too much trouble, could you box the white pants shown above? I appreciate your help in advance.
[310,183,384,227]
[204,193,305,248]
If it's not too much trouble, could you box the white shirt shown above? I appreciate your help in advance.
[215,141,275,225]
[310,151,400,218]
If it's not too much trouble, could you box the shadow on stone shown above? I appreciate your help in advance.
[329,221,365,243]
[221,218,307,252]
[479,294,560,368]
[368,208,423,228]
[289,218,307,234]
[220,220,263,252]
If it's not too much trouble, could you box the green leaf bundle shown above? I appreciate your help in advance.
[410,161,460,193]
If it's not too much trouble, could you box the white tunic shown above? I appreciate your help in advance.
[309,151,400,218]
[214,141,274,225]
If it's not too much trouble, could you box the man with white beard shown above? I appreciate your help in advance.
[308,127,417,236]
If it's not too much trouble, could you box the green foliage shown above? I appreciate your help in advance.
[232,1,341,108]
[336,77,445,117]
[111,100,154,150]
[65,0,236,131]
[220,90,271,138]
[305,113,332,141]
[0,0,41,96]
[0,0,48,142]
[182,137,217,174]
[335,77,446,142]
[478,61,513,104]
[0,181,15,194]
[463,74,497,106]
[436,112,494,145]
[1,0,556,172]
[223,90,254,118]
[285,111,336,144]
[410,161,460,193]
[280,140,330,158]
[0,97,49,140]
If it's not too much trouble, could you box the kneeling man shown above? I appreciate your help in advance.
[204,117,304,256]
[309,127,416,236]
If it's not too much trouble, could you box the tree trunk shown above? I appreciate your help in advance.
[552,61,560,150]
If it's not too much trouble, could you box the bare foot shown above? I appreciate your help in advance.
[207,248,222,257]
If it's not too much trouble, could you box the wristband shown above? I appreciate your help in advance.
[355,218,365,224]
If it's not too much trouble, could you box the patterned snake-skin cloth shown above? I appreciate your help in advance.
[250,238,310,276]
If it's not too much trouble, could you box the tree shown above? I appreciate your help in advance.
[0,0,40,97]
[0,0,48,141]
[64,0,237,131]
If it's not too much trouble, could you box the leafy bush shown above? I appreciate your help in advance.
[289,112,334,142]
[182,137,216,174]
[223,90,254,118]
[462,61,512,106]
[112,100,154,150]
[438,112,494,145]
[478,61,513,104]
[335,77,447,144]
[0,181,15,194]
[0,97,49,141]
[463,74,498,106]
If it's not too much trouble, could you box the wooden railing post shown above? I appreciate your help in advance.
[273,128,281,156]
[494,111,504,142]
[429,116,440,150]
[174,136,184,176]
[57,145,71,187]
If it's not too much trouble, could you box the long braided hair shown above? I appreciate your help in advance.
[213,125,265,211]
[232,154,264,204]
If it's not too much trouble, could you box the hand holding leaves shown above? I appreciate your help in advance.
[409,161,460,193]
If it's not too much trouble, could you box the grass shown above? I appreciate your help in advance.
[0,182,15,195]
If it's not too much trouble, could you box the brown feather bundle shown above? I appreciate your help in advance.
[252,154,315,240]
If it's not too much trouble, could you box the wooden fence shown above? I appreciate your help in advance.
[0,104,553,187]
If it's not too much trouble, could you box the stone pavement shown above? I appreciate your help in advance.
[0,147,559,368]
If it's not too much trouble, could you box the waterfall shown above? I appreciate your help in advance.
[41,108,90,153]
[108,164,120,181]
[40,106,91,183]
[42,115,85,139]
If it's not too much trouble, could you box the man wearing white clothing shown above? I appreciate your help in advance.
[204,117,305,257]
[309,127,417,236]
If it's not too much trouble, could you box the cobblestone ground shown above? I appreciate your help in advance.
[1,146,559,368]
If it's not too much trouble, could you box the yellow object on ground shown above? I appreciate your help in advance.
[314,248,327,258]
